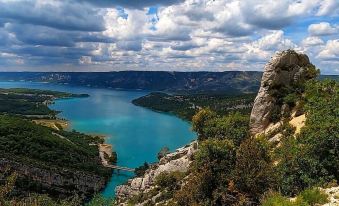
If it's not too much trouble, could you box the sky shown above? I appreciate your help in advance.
[0,0,338,74]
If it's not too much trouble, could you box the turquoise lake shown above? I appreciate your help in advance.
[0,81,196,197]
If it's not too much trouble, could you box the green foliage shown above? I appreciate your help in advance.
[296,188,329,205]
[261,192,307,206]
[201,112,249,145]
[300,79,339,180]
[274,132,331,195]
[155,171,185,191]
[0,115,109,176]
[192,108,216,140]
[261,187,329,206]
[0,171,80,206]
[86,194,116,206]
[173,139,237,205]
[274,79,338,195]
[133,92,256,121]
[261,192,295,206]
[0,88,88,116]
[135,162,150,177]
[157,146,170,160]
[192,109,249,145]
[234,137,275,199]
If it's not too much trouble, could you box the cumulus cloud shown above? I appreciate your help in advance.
[308,22,338,36]
[0,0,104,31]
[78,0,184,9]
[318,40,339,60]
[0,0,338,74]
[316,0,339,16]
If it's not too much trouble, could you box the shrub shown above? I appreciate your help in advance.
[261,192,296,206]
[202,112,249,146]
[173,139,237,205]
[157,147,170,160]
[155,171,184,191]
[134,162,149,177]
[192,108,216,141]
[296,188,329,205]
[234,137,275,199]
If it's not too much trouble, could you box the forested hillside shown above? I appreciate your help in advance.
[0,88,111,204]
[132,92,255,120]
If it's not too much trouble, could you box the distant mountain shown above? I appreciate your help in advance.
[0,71,263,94]
[0,71,336,94]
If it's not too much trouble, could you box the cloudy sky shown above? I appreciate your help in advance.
[0,0,338,74]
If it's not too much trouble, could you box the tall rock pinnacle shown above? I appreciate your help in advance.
[249,50,316,135]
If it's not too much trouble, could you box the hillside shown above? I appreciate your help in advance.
[115,50,338,206]
[132,92,255,120]
[0,88,88,116]
[0,89,112,203]
[0,71,262,94]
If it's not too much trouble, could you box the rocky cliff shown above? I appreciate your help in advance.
[249,50,317,135]
[0,158,108,200]
[115,141,198,205]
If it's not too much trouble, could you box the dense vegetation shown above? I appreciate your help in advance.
[0,114,110,175]
[133,92,255,120]
[128,78,338,206]
[0,88,88,116]
[0,88,113,204]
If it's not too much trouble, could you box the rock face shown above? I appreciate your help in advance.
[0,158,108,200]
[115,141,198,204]
[250,50,315,135]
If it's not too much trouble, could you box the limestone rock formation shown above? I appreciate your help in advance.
[115,141,198,204]
[250,50,316,135]
[0,158,108,199]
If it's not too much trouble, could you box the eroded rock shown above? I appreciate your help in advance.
[250,50,316,135]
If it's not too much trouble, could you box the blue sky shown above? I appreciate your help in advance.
[0,0,338,74]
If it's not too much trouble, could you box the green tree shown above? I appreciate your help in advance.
[234,137,275,200]
[192,108,216,141]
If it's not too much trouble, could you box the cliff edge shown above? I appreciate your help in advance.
[249,50,316,135]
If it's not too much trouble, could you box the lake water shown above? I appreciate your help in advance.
[0,81,196,198]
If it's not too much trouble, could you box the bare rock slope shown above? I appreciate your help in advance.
[115,141,198,204]
[249,50,315,135]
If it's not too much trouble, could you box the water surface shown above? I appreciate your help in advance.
[0,81,196,197]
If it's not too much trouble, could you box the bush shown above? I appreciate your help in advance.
[296,188,329,205]
[134,162,149,177]
[261,187,329,206]
[192,108,216,141]
[234,137,275,199]
[155,171,184,190]
[173,139,237,205]
[157,147,170,160]
[202,112,249,146]
[261,192,296,206]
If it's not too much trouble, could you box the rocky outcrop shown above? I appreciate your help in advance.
[0,158,108,200]
[250,50,315,135]
[322,186,339,206]
[115,141,198,204]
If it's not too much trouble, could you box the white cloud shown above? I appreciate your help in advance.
[0,0,339,74]
[79,56,92,64]
[308,22,338,36]
[316,0,339,16]
[301,36,324,46]
[317,39,339,60]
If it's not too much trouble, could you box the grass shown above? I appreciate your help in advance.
[261,188,329,206]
